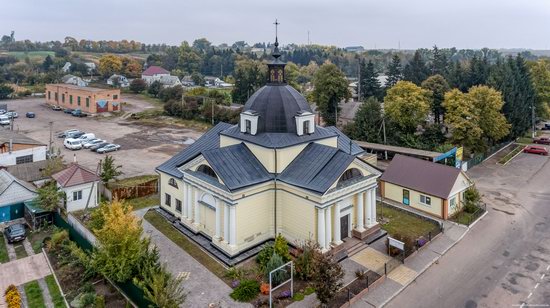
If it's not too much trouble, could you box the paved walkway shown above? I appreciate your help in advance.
[0,253,52,293]
[135,208,250,308]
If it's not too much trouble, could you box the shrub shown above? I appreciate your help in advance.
[312,251,344,304]
[95,295,106,308]
[225,266,245,280]
[355,269,367,280]
[273,234,291,263]
[292,292,305,301]
[256,244,274,270]
[229,280,260,302]
[260,283,270,295]
[4,284,21,308]
[304,286,315,295]
[48,229,69,250]
[129,79,146,93]
[231,280,240,289]
[464,186,481,213]
[265,253,287,285]
[294,239,320,281]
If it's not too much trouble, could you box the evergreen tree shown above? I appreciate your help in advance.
[347,97,382,142]
[311,62,351,126]
[403,50,429,85]
[359,60,381,100]
[447,61,467,92]
[386,54,403,88]
[467,55,490,87]
[431,45,449,77]
[421,74,450,124]
[42,55,53,71]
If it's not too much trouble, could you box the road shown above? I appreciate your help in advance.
[387,152,550,308]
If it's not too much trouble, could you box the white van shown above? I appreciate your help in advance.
[64,138,83,150]
[0,115,10,126]
[78,133,96,142]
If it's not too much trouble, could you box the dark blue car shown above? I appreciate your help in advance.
[26,112,36,118]
[4,223,26,243]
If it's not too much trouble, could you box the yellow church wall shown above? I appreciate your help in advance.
[235,190,274,250]
[314,136,338,148]
[277,143,308,172]
[278,190,316,244]
[158,172,184,218]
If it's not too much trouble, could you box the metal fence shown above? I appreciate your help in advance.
[464,141,512,170]
[450,201,487,226]
[52,213,151,308]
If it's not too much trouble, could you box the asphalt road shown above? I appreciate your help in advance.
[387,151,550,308]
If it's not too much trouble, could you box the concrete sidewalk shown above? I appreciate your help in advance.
[353,221,470,307]
[0,253,52,294]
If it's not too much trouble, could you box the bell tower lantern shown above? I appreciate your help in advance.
[268,19,286,84]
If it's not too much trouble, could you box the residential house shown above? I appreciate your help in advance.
[379,155,473,220]
[204,76,233,88]
[157,40,381,264]
[61,74,88,87]
[158,75,182,88]
[0,169,37,223]
[0,131,47,167]
[344,46,365,53]
[52,164,100,212]
[142,66,170,85]
[84,62,96,73]
[181,75,196,87]
[46,84,122,113]
[107,74,130,88]
[61,62,72,73]
[7,160,52,187]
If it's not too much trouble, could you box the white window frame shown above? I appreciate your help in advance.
[73,190,83,201]
[420,195,431,206]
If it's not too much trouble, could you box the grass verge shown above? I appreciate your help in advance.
[516,137,533,145]
[143,210,226,281]
[45,274,65,308]
[28,226,55,254]
[110,174,158,187]
[128,194,159,211]
[378,203,439,240]
[14,243,28,259]
[24,280,46,308]
[0,234,9,263]
[498,145,523,165]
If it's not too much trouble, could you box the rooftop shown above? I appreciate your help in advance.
[52,163,100,188]
[0,130,46,147]
[47,84,117,93]
[142,65,170,76]
[354,141,442,159]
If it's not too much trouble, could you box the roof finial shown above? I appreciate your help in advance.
[272,19,281,59]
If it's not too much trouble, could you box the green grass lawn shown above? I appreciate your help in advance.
[110,175,158,187]
[377,204,439,240]
[143,211,227,281]
[45,275,66,308]
[24,280,46,308]
[4,50,55,60]
[14,243,28,259]
[498,145,524,165]
[0,234,9,263]
[517,137,533,145]
[128,194,159,211]
[28,227,55,254]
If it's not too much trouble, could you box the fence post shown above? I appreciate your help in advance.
[366,275,369,288]
[384,263,387,276]
[429,231,432,241]
[347,288,351,303]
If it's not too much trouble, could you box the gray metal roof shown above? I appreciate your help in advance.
[7,160,51,183]
[156,122,232,178]
[243,85,312,134]
[202,143,272,191]
[220,124,338,149]
[0,130,46,147]
[0,169,37,206]
[325,126,364,156]
[279,143,356,194]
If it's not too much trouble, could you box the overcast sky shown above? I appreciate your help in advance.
[2,0,550,49]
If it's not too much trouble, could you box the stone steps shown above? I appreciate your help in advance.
[347,241,368,257]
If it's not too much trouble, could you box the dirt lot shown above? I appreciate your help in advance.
[2,97,204,177]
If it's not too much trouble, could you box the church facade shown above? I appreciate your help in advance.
[156,36,381,260]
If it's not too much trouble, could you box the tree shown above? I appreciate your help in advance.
[312,250,344,305]
[122,58,142,78]
[529,59,550,119]
[0,84,14,100]
[386,54,403,88]
[468,85,510,143]
[443,89,483,150]
[431,45,449,77]
[178,41,202,73]
[191,72,204,86]
[42,55,53,71]
[98,54,122,78]
[403,50,429,85]
[92,200,149,282]
[129,79,147,94]
[35,181,64,211]
[359,60,381,100]
[231,59,266,104]
[384,81,430,133]
[100,155,122,184]
[347,97,382,142]
[467,55,490,87]
[148,80,162,97]
[311,62,351,126]
[192,38,212,53]
[421,74,450,124]
[137,264,187,308]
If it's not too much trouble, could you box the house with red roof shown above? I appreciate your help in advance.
[52,163,100,212]
[141,65,171,85]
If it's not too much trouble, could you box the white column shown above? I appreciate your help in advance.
[373,189,378,224]
[325,207,332,247]
[366,190,373,226]
[356,192,365,232]
[317,208,326,249]
[186,185,193,219]
[229,205,236,247]
[333,203,342,245]
[224,202,230,243]
[182,183,188,218]
[194,188,200,225]
[214,198,221,239]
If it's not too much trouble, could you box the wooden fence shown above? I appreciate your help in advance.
[108,178,158,200]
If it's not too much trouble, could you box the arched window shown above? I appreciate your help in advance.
[197,164,218,180]
[337,168,363,186]
[245,119,252,134]
[303,120,310,134]
[168,178,178,188]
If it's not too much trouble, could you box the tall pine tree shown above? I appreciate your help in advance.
[386,54,403,89]
[431,45,449,77]
[403,50,429,85]
[359,60,382,100]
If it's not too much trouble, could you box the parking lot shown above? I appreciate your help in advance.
[1,97,203,177]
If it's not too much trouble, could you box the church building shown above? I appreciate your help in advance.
[156,32,381,263]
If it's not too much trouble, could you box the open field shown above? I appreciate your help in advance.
[2,96,205,177]
[0,50,55,61]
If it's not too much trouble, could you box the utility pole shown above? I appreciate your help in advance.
[48,121,53,157]
[382,118,388,160]
[532,104,536,138]
[357,60,361,102]
[335,104,338,127]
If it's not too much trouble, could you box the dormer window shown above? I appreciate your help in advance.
[240,110,258,135]
[295,111,315,136]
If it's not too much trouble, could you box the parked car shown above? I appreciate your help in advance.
[57,129,80,138]
[71,109,88,117]
[97,144,121,154]
[25,112,36,118]
[90,142,109,151]
[66,131,85,139]
[533,137,550,145]
[523,145,549,156]
[52,105,63,111]
[5,111,18,118]
[64,108,74,114]
[0,109,6,114]
[0,115,10,126]
[64,138,83,150]
[4,223,27,243]
[83,139,105,149]
[77,133,96,142]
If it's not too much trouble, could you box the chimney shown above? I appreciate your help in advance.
[9,139,12,154]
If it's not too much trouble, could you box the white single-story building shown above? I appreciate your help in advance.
[142,66,170,85]
[52,164,100,212]
[0,131,47,167]
[0,169,37,223]
[107,74,130,88]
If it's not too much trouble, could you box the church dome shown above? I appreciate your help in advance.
[243,84,312,134]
